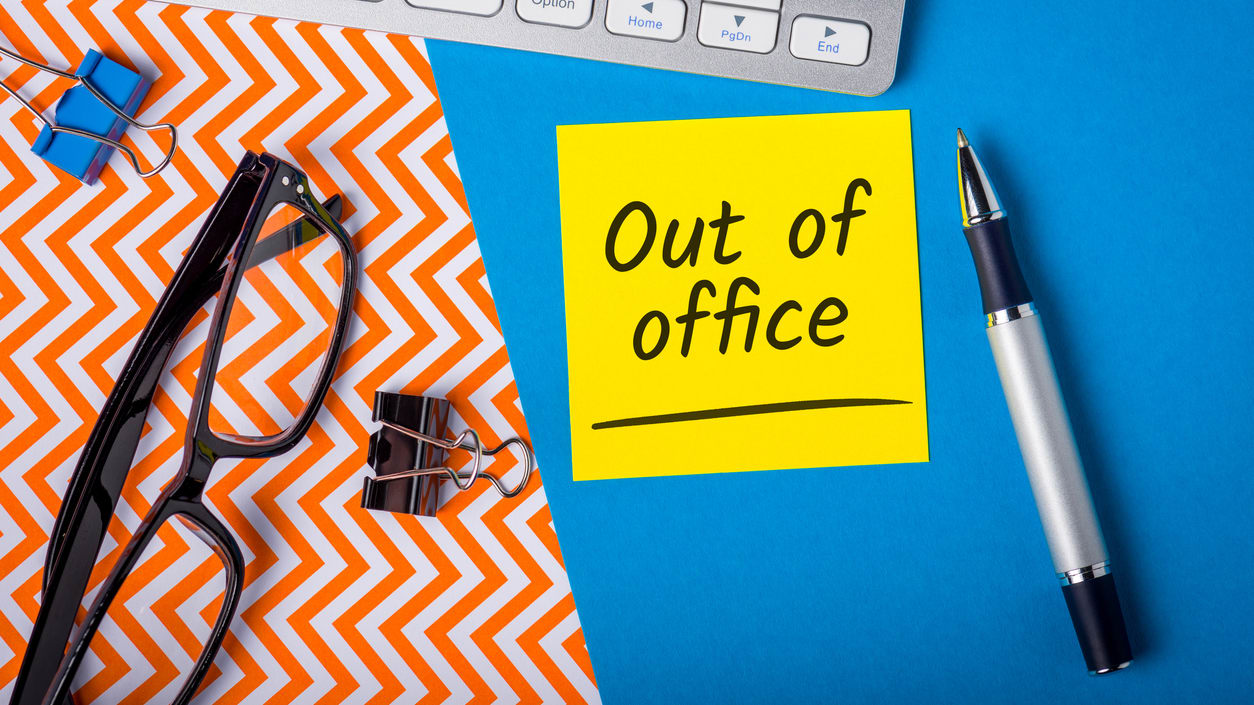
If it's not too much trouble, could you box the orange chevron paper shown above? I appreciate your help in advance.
[0,1,599,703]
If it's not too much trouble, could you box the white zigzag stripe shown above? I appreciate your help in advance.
[371,508,437,700]
[502,489,563,704]
[548,607,603,705]
[410,517,480,705]
[452,488,520,704]
[181,9,247,179]
[432,242,496,392]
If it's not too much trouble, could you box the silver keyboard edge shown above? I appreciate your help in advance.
[157,0,904,96]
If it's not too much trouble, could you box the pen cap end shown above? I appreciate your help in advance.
[1061,573,1133,674]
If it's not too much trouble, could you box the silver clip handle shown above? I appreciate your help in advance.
[378,420,536,498]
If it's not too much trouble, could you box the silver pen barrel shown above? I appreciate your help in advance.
[987,307,1107,576]
[956,129,1132,675]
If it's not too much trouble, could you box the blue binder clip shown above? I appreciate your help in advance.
[1,45,177,184]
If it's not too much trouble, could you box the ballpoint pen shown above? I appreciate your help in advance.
[956,129,1133,674]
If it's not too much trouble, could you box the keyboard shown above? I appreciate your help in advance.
[160,0,906,96]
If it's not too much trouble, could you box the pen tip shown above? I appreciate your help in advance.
[956,128,969,149]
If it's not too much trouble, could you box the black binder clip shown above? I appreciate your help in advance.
[362,392,536,517]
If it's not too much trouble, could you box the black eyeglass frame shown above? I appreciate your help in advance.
[9,151,358,705]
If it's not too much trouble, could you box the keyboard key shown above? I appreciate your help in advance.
[697,3,778,54]
[160,0,907,96]
[712,0,780,9]
[606,0,685,41]
[404,0,503,16]
[789,16,871,66]
[517,0,594,27]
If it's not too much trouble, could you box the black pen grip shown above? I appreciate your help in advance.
[963,218,1033,315]
[1061,574,1134,674]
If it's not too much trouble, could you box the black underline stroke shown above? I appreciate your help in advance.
[591,397,912,430]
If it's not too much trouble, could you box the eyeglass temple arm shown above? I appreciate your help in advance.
[11,173,245,705]
[41,193,343,580]
[12,194,344,705]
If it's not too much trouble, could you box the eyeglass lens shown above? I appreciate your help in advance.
[208,201,348,439]
[69,513,230,702]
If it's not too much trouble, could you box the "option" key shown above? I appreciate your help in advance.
[517,0,594,28]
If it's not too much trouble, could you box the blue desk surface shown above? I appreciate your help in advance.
[428,3,1254,702]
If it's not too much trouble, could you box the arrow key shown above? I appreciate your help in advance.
[789,16,871,66]
[607,0,686,41]
[697,3,778,54]
[706,0,780,8]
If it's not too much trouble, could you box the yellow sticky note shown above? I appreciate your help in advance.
[558,110,927,481]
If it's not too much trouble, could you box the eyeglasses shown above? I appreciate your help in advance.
[9,152,358,705]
